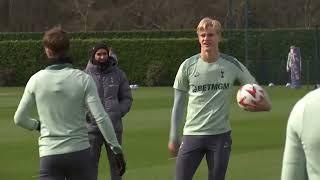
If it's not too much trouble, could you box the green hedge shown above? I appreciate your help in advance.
[0,30,197,41]
[0,38,202,86]
[0,28,319,86]
[0,28,318,43]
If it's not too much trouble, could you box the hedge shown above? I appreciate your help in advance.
[0,30,197,41]
[0,38,201,86]
[0,28,318,43]
[0,28,319,86]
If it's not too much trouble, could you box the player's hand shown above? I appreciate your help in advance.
[36,121,41,131]
[168,140,180,157]
[114,153,126,176]
[245,95,271,112]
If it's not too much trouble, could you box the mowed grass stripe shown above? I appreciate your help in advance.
[0,86,310,179]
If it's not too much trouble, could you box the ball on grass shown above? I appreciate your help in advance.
[285,83,291,87]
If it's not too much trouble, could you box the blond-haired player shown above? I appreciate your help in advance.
[168,17,271,180]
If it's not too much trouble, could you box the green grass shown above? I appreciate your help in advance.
[0,86,310,179]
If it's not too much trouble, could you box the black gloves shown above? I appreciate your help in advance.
[36,121,41,131]
[114,153,126,176]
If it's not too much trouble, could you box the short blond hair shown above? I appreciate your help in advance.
[196,17,222,36]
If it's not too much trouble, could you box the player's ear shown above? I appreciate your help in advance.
[44,47,54,57]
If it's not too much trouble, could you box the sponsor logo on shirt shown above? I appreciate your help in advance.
[191,83,230,92]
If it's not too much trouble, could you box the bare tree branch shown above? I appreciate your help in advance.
[72,0,94,31]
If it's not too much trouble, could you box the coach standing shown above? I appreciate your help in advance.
[85,42,132,180]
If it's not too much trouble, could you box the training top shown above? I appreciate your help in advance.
[281,89,320,180]
[14,63,121,157]
[173,53,256,135]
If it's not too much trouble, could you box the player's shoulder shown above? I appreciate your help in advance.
[220,53,244,72]
[30,69,49,83]
[66,68,91,84]
[31,70,44,78]
[302,89,320,104]
[187,53,201,61]
[288,90,320,129]
[181,53,200,68]
[76,69,92,79]
[291,89,320,114]
[25,70,43,90]
[72,69,97,90]
[220,53,237,62]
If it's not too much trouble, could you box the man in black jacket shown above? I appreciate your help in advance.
[85,42,133,180]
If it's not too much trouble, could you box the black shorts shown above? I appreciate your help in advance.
[39,148,95,180]
[175,131,232,180]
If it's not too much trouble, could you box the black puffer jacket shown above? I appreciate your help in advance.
[85,57,132,133]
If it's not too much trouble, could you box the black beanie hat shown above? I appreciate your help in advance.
[90,42,109,62]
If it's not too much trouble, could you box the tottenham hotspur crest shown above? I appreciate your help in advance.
[220,69,225,78]
[194,71,200,77]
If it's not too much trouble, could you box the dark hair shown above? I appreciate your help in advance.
[90,42,109,62]
[43,27,70,56]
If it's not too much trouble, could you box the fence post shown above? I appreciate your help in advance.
[315,25,319,63]
[307,60,310,90]
[244,0,249,67]
[315,26,319,88]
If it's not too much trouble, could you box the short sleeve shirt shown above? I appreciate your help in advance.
[173,53,256,135]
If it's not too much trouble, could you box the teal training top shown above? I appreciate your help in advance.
[173,53,256,135]
[281,89,320,180]
[14,63,121,157]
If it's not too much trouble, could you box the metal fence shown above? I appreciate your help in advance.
[247,59,319,86]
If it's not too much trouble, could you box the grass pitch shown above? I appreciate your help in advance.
[0,86,310,179]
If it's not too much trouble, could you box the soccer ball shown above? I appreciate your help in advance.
[130,84,139,90]
[268,82,274,87]
[285,83,291,87]
[237,84,265,109]
[133,84,139,89]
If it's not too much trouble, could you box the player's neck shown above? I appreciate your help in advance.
[200,50,220,63]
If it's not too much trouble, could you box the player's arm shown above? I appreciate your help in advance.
[281,101,307,180]
[85,76,122,152]
[168,61,189,156]
[168,89,187,156]
[14,77,40,131]
[85,76,126,175]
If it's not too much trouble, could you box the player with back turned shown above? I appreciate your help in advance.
[14,27,126,180]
